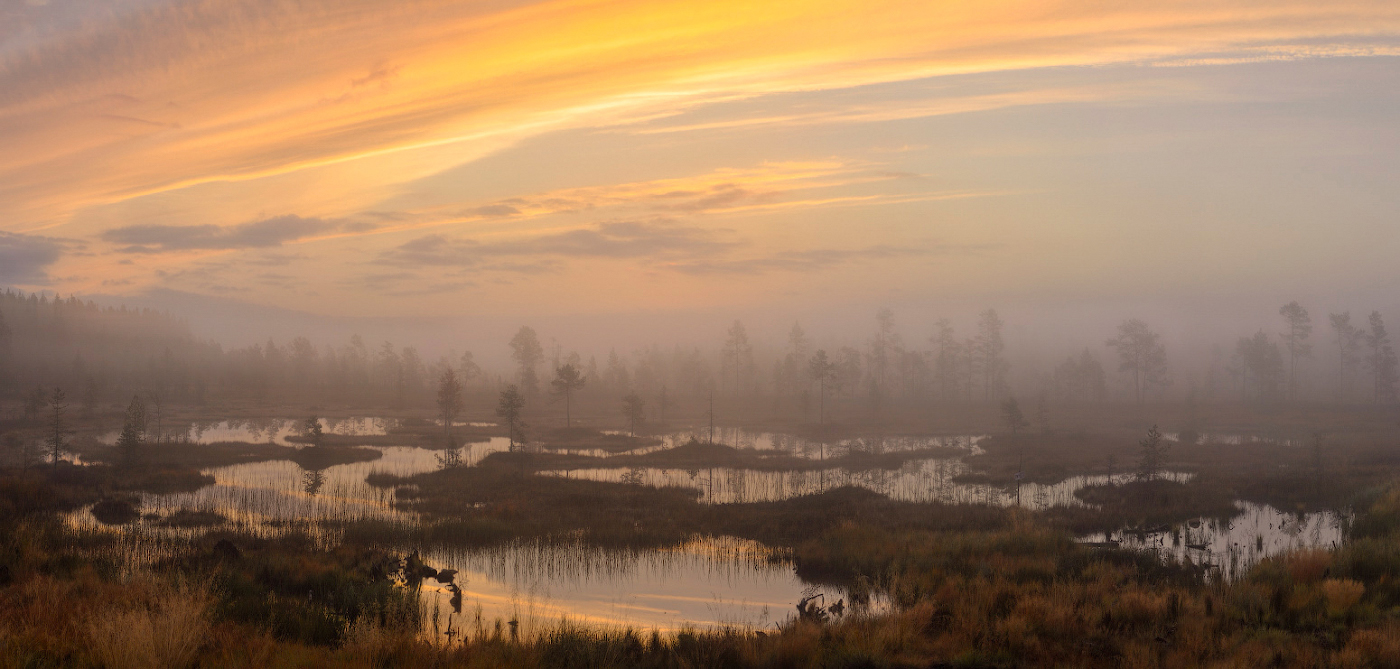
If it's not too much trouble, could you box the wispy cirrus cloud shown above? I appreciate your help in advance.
[667,243,1001,275]
[5,0,1398,232]
[6,0,1399,313]
[629,85,1174,135]
[385,160,914,230]
[314,160,925,248]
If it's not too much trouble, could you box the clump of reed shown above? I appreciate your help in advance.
[87,578,212,669]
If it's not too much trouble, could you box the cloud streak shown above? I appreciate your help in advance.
[379,221,984,279]
[101,215,342,252]
[3,0,1398,230]
[3,0,1398,314]
[370,160,907,233]
[381,220,736,268]
[629,85,1174,135]
[667,243,999,275]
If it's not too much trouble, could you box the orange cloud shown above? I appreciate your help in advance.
[3,0,1398,233]
[355,160,998,240]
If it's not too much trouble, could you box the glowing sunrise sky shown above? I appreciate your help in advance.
[2,0,1399,322]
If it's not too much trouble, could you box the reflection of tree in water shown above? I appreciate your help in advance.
[302,468,327,496]
[191,419,218,441]
[437,442,463,469]
[1033,485,1050,509]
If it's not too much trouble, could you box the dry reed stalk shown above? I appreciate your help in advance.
[87,579,210,669]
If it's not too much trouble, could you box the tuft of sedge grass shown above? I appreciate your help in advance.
[1339,621,1400,668]
[1322,578,1366,616]
[87,579,212,669]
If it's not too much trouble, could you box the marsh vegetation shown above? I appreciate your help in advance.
[2,295,1400,666]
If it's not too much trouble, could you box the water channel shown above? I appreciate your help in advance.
[63,423,1347,635]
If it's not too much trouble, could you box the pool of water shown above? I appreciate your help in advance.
[544,461,1192,508]
[66,440,517,542]
[96,416,399,445]
[1164,431,1302,447]
[1079,502,1349,580]
[415,537,861,636]
[552,430,985,460]
[63,420,1342,633]
[672,429,985,456]
[62,435,862,635]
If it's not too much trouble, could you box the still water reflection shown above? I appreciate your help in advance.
[417,538,854,636]
[96,416,396,445]
[545,462,1192,508]
[63,423,1349,632]
[63,437,849,634]
[1079,502,1348,581]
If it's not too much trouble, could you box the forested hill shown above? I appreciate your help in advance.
[0,290,479,413]
[0,290,221,406]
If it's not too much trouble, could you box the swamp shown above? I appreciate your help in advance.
[3,295,1400,668]
[4,5,1400,664]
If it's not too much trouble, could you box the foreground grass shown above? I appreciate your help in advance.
[5,416,1400,668]
[5,482,1400,667]
[4,523,1400,667]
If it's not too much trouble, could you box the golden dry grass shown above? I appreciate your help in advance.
[87,580,211,669]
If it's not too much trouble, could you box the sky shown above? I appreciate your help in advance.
[2,0,1400,352]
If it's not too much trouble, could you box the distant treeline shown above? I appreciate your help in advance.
[0,290,220,413]
[0,291,1395,418]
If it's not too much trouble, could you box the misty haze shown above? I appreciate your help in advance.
[2,1,1400,667]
